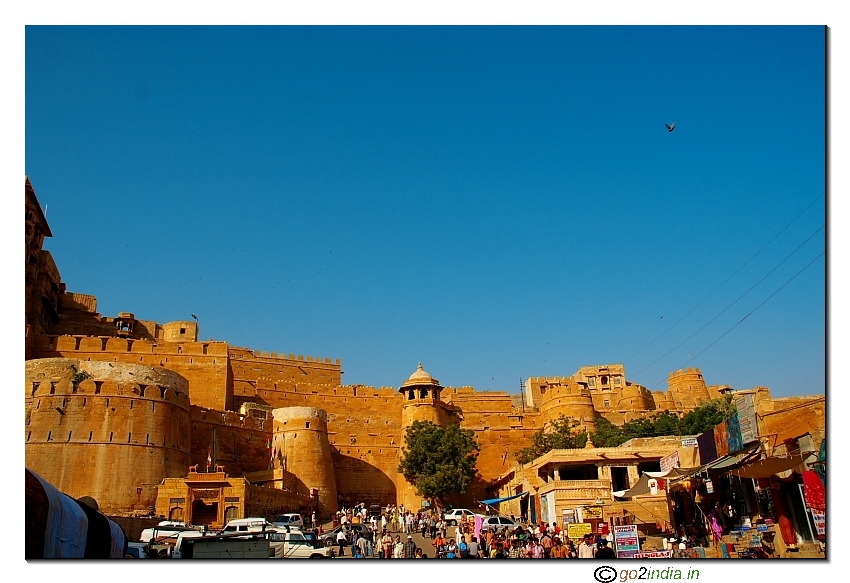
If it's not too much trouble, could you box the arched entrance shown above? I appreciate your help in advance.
[192,500,218,526]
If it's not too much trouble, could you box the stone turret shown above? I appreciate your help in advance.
[666,367,711,410]
[272,406,338,516]
[397,363,447,508]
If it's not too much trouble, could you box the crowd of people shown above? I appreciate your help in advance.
[329,504,618,559]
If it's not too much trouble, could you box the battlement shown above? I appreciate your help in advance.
[62,292,97,313]
[190,405,272,432]
[35,334,229,356]
[527,376,573,384]
[30,379,191,409]
[668,367,703,379]
[229,346,341,367]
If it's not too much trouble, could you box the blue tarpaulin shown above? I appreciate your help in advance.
[477,491,529,506]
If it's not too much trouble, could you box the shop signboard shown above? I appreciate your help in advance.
[613,524,640,558]
[583,506,603,519]
[660,451,680,473]
[634,550,672,558]
[567,522,592,540]
[726,412,743,453]
[735,394,758,445]
[562,508,576,524]
[812,511,825,536]
[681,437,698,447]
[597,522,610,535]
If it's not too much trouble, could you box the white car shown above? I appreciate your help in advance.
[221,517,280,533]
[444,508,476,526]
[479,515,518,531]
[272,513,304,529]
[267,530,333,558]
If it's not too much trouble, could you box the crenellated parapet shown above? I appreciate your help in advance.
[666,367,711,410]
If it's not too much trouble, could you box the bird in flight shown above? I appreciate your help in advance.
[665,122,676,132]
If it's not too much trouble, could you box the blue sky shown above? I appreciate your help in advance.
[24,25,825,397]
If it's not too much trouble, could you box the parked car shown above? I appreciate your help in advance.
[368,504,382,517]
[267,530,334,558]
[221,517,280,534]
[318,523,371,547]
[444,508,475,526]
[271,513,304,529]
[479,515,518,531]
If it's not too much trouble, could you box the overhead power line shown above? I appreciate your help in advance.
[648,250,825,391]
[624,193,824,365]
[632,223,824,379]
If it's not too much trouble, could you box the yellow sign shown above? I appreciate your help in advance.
[567,523,592,539]
[583,506,603,519]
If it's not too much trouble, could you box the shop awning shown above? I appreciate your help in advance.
[731,454,808,479]
[613,467,701,498]
[477,491,529,506]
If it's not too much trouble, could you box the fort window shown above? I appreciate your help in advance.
[109,432,113,442]
[128,433,132,443]
[31,382,38,396]
[407,390,414,401]
[604,399,610,407]
[601,376,608,385]
[420,388,428,399]
[146,434,149,444]
[106,398,110,407]
[306,422,310,429]
[47,431,51,441]
[614,377,622,386]
[152,402,155,412]
[67,431,72,442]
[588,378,596,387]
[27,431,31,442]
[557,464,598,480]
[180,328,186,334]
[89,431,93,442]
[37,400,40,409]
[82,398,86,407]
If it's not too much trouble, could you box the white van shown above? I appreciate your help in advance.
[221,517,279,533]
[272,513,304,529]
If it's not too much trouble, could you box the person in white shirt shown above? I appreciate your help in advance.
[577,534,597,558]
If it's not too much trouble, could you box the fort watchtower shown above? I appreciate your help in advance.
[666,367,711,410]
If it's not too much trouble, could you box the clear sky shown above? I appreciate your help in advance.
[24,25,825,397]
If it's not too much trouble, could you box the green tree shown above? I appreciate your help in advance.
[398,421,480,505]
[515,415,588,464]
[679,395,736,435]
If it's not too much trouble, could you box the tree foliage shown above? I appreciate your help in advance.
[513,396,738,463]
[592,395,737,448]
[398,421,480,504]
[515,415,588,464]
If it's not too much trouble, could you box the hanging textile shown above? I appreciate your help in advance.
[770,487,797,547]
[697,429,718,465]
[802,470,825,513]
[714,421,730,457]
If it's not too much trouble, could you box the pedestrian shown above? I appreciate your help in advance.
[381,530,393,559]
[355,534,369,558]
[433,533,446,558]
[508,538,524,558]
[540,531,553,558]
[415,548,426,558]
[468,536,479,558]
[393,535,405,558]
[577,534,596,558]
[404,534,417,558]
[550,537,569,558]
[446,538,459,559]
[596,539,616,559]
[336,528,347,556]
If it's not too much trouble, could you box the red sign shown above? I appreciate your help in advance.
[597,522,609,535]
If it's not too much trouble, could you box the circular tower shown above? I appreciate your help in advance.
[25,358,191,514]
[617,383,655,412]
[397,363,447,509]
[272,406,338,516]
[666,367,711,410]
[538,379,598,433]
